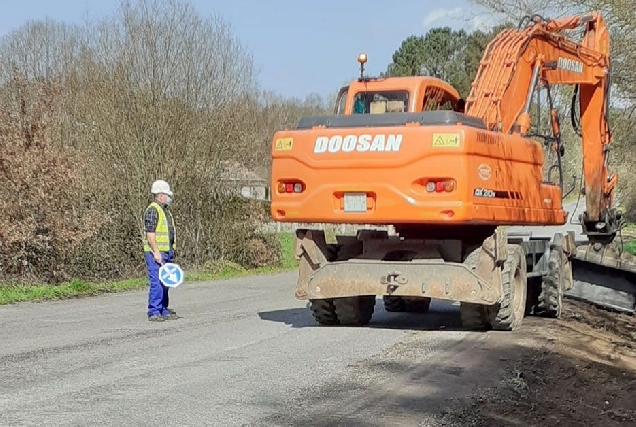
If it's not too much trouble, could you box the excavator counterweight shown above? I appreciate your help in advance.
[270,12,636,328]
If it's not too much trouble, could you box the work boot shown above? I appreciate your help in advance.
[148,314,165,322]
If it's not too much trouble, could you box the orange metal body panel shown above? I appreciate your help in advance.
[270,13,612,231]
[465,12,613,223]
[270,123,566,226]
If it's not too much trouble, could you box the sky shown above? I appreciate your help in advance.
[0,0,501,100]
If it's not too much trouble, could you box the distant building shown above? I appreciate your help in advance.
[219,161,270,201]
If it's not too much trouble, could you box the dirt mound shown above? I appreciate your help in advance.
[447,299,636,426]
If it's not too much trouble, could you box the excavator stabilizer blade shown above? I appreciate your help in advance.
[567,242,636,314]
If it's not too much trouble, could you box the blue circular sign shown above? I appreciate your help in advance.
[159,262,184,288]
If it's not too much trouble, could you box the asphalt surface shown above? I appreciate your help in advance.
[0,199,590,427]
[1,271,510,427]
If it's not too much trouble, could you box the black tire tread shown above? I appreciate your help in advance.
[383,296,406,312]
[460,303,489,330]
[403,297,432,313]
[333,296,376,326]
[536,248,563,318]
[488,245,527,331]
[310,299,339,325]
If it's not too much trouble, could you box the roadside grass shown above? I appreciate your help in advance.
[0,232,299,306]
[623,240,636,255]
[2,228,635,305]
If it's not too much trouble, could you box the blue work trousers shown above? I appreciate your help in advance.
[145,249,174,317]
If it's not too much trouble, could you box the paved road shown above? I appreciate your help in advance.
[0,199,591,426]
[0,271,525,426]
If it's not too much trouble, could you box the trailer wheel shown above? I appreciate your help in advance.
[333,296,376,326]
[536,248,566,318]
[488,244,528,331]
[309,299,340,326]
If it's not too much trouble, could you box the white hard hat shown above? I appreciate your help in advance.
[151,179,173,196]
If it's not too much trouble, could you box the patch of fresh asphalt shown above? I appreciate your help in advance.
[0,269,522,426]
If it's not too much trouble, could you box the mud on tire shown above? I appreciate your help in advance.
[487,244,528,331]
[333,296,376,326]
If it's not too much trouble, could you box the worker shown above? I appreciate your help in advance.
[142,179,178,322]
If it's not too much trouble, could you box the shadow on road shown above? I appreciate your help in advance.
[257,299,466,331]
[255,302,636,426]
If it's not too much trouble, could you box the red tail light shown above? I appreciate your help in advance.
[425,179,456,193]
[277,180,305,194]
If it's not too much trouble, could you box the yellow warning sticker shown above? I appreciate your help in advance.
[432,133,460,148]
[275,137,293,151]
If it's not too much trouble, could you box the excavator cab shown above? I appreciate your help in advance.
[332,53,464,116]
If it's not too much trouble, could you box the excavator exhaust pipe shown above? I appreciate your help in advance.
[567,241,636,314]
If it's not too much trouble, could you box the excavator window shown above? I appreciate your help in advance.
[421,86,459,112]
[334,86,348,115]
[352,90,409,114]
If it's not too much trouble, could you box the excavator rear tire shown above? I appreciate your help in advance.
[383,296,432,313]
[383,296,406,312]
[309,299,340,326]
[536,248,567,318]
[488,245,528,331]
[460,303,489,330]
[333,296,376,326]
[403,297,432,313]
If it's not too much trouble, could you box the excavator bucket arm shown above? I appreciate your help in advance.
[465,12,635,313]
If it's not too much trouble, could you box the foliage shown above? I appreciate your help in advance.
[0,0,331,284]
[384,25,511,97]
[468,0,636,220]
[0,232,298,304]
[0,76,106,283]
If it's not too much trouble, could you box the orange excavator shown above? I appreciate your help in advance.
[270,11,636,329]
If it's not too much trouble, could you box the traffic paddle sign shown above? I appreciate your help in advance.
[159,262,184,288]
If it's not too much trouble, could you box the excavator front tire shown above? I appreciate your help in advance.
[488,244,528,331]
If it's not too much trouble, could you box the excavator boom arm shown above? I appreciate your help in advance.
[465,12,616,241]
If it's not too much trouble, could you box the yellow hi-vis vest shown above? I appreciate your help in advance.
[143,202,176,252]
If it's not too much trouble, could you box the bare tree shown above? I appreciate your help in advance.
[0,0,325,282]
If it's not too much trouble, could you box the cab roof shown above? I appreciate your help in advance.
[347,75,460,99]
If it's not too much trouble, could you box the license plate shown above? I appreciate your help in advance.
[344,193,367,212]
